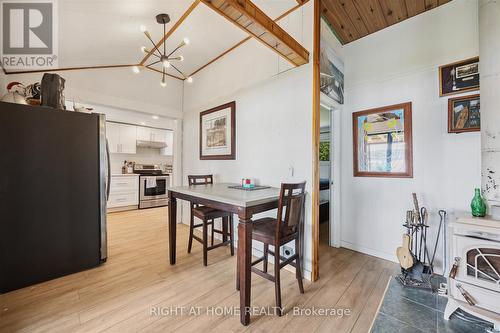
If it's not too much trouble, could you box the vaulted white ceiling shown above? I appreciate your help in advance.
[57,0,299,78]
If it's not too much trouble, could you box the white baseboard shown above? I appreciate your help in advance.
[340,240,399,263]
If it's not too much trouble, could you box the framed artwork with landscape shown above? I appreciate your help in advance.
[199,101,236,160]
[353,102,413,178]
[439,57,479,97]
[448,94,480,133]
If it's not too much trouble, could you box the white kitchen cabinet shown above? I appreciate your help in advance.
[160,131,174,156]
[137,126,167,143]
[106,122,121,153]
[108,175,139,211]
[119,124,137,154]
[136,126,152,142]
[106,122,137,154]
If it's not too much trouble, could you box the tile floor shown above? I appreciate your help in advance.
[371,276,494,333]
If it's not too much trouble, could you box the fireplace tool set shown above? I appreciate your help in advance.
[396,193,447,289]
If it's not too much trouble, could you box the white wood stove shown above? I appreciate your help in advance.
[445,216,500,330]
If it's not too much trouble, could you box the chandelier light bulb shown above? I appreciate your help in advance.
[183,37,190,45]
[160,78,167,87]
[178,55,184,62]
[162,60,171,68]
[186,76,193,83]
[140,46,147,53]
[140,25,147,33]
[132,66,141,74]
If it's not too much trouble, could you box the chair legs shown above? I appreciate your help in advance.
[187,213,234,266]
[229,215,234,256]
[239,240,303,316]
[274,245,282,316]
[263,243,269,273]
[211,219,215,246]
[295,238,304,294]
[202,219,208,266]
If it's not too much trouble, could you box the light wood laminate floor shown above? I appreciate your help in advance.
[0,207,397,333]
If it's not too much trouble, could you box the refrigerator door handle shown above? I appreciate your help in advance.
[106,139,111,201]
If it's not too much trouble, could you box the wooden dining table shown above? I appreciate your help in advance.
[167,183,281,326]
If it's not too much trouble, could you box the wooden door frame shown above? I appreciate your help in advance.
[311,0,321,281]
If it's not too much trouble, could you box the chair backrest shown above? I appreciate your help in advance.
[188,174,214,186]
[276,182,306,241]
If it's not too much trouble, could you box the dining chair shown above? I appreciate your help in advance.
[237,181,306,316]
[187,175,234,266]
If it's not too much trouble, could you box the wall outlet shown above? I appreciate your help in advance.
[282,245,295,258]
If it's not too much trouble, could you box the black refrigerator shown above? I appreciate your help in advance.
[0,101,109,293]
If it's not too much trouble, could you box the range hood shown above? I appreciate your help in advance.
[136,140,168,149]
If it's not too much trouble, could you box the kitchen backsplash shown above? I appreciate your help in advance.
[110,147,173,174]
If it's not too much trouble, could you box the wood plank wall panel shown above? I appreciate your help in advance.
[321,0,360,43]
[405,0,425,16]
[378,0,408,26]
[425,0,439,10]
[322,0,451,44]
[339,0,369,37]
[352,0,387,33]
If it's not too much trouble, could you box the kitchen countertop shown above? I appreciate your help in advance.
[111,174,139,177]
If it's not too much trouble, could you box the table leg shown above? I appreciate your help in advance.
[238,212,252,326]
[168,193,177,265]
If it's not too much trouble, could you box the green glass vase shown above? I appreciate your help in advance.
[471,188,487,217]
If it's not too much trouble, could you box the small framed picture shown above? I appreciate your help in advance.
[439,57,479,97]
[352,102,413,178]
[199,101,236,160]
[448,94,480,133]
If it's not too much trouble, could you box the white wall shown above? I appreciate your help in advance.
[181,3,314,278]
[479,0,500,213]
[340,0,480,272]
[0,69,184,186]
[0,68,183,119]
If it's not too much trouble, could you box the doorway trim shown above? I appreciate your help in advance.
[320,92,342,248]
[311,0,320,281]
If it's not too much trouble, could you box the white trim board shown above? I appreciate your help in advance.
[340,240,398,263]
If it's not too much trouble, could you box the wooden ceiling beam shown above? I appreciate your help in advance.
[189,2,304,77]
[139,0,201,66]
[201,0,309,66]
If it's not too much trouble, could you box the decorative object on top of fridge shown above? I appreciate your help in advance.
[72,99,93,113]
[25,82,41,105]
[41,73,66,110]
[1,82,28,105]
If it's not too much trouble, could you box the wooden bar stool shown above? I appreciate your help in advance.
[237,182,306,316]
[187,175,234,266]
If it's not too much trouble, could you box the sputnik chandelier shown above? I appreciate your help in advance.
[133,13,193,87]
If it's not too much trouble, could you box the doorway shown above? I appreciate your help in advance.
[319,92,341,250]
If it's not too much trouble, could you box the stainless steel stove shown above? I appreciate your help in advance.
[133,164,170,209]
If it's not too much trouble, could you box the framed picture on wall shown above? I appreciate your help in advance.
[448,94,480,133]
[320,37,344,104]
[199,101,236,160]
[352,102,413,178]
[439,57,479,97]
